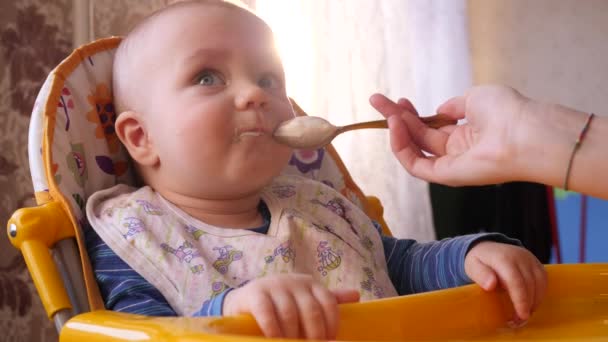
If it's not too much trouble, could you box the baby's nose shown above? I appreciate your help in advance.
[235,84,268,110]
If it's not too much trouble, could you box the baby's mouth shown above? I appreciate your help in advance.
[238,127,265,137]
[234,126,269,142]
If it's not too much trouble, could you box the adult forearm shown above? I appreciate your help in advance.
[516,100,608,199]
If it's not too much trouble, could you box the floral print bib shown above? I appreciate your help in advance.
[86,175,397,315]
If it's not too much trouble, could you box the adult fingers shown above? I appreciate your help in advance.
[387,114,423,157]
[396,97,420,116]
[372,94,450,156]
[387,115,436,178]
[370,93,408,118]
[439,125,458,134]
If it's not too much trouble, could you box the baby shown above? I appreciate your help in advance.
[85,0,547,340]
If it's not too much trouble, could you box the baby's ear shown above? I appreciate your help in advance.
[115,111,159,167]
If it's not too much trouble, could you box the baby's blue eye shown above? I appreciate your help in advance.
[258,74,282,89]
[196,70,225,86]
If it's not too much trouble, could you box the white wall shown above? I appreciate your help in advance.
[469,0,608,116]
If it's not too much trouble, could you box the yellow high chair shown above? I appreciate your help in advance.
[6,37,608,341]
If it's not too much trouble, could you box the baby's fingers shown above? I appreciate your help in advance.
[250,291,283,338]
[531,262,547,313]
[295,289,327,340]
[465,256,497,291]
[312,285,341,340]
[516,263,537,320]
[270,290,300,339]
[332,288,360,304]
[498,264,532,321]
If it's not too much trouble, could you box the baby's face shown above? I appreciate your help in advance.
[137,5,295,199]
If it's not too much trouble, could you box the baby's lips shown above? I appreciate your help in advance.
[240,129,265,137]
[236,126,266,137]
[235,119,284,139]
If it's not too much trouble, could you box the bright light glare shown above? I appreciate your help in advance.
[256,1,315,113]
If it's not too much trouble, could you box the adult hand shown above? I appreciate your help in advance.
[370,85,529,186]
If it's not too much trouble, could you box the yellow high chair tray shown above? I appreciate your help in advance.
[7,37,608,342]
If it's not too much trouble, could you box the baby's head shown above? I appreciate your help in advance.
[113,0,295,201]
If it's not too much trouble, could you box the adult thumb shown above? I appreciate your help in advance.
[436,95,467,120]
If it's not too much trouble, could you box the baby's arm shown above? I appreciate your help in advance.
[86,227,234,317]
[223,273,359,340]
[382,232,546,321]
[382,233,520,294]
[85,228,177,316]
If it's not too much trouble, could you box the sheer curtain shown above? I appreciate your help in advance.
[256,0,472,240]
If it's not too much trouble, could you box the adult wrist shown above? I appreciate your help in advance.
[514,99,587,187]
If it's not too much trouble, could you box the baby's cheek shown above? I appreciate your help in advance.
[273,145,293,171]
[276,99,297,120]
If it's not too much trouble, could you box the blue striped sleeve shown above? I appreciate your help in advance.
[194,288,234,316]
[85,228,177,316]
[84,227,230,316]
[86,218,520,316]
[380,232,521,295]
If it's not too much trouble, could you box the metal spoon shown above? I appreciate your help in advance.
[273,114,456,149]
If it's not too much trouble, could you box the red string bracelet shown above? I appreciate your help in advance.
[564,112,594,190]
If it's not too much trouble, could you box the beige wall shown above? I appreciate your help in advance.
[469,0,608,115]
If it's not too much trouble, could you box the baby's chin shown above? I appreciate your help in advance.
[202,181,273,200]
[225,164,288,189]
[232,135,292,163]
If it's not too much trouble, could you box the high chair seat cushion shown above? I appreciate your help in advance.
[29,37,377,310]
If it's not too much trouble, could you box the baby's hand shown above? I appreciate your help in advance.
[223,274,360,340]
[464,241,547,322]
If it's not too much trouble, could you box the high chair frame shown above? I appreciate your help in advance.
[6,37,608,342]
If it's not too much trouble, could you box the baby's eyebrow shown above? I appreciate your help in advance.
[182,48,230,65]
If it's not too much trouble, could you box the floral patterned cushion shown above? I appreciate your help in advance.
[29,38,134,226]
